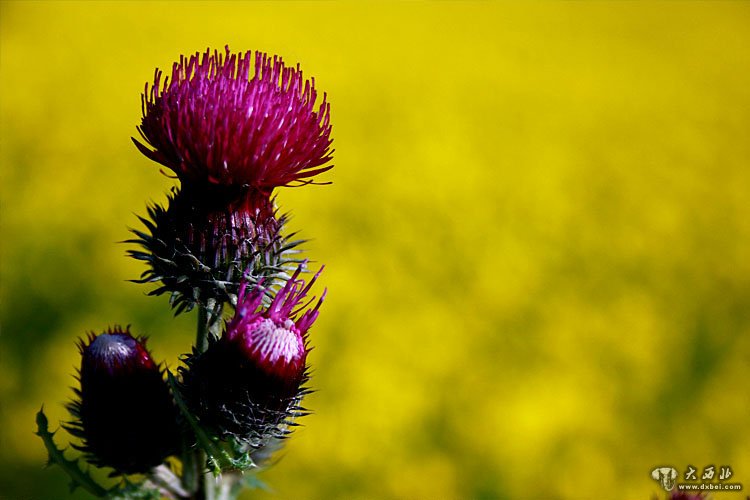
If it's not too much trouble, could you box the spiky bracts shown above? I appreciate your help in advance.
[127,188,304,313]
[64,327,181,475]
[179,266,324,456]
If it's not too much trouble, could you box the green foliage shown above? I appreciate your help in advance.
[36,408,108,497]
[36,409,163,499]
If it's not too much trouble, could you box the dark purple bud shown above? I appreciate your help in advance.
[65,327,181,474]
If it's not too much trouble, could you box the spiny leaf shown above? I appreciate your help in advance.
[35,407,108,498]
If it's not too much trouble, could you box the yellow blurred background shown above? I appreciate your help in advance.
[1,2,749,499]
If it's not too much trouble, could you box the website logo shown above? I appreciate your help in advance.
[651,465,743,494]
[651,467,678,491]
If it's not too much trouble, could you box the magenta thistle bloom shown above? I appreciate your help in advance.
[180,265,325,448]
[65,327,180,474]
[129,47,331,311]
[226,264,325,383]
[134,46,333,198]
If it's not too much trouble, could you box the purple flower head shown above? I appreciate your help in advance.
[226,264,326,382]
[66,327,180,474]
[134,46,333,199]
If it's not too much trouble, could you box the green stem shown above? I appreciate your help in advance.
[181,444,198,497]
[195,304,209,500]
[196,304,209,354]
[192,300,226,499]
[196,299,223,353]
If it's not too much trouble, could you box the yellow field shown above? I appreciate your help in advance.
[1,2,748,499]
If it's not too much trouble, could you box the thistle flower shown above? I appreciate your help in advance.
[134,46,333,200]
[129,47,332,310]
[65,327,180,474]
[181,265,325,450]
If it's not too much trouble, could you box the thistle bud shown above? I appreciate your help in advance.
[181,266,325,450]
[65,327,180,474]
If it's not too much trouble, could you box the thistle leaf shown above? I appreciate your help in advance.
[35,407,108,498]
[36,408,166,499]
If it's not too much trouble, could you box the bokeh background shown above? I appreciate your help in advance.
[1,2,749,499]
